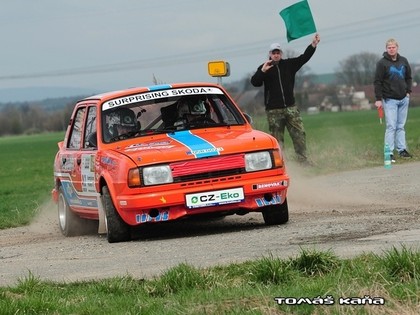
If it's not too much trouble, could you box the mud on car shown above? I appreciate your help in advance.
[52,82,290,243]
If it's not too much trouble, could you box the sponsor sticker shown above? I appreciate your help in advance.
[168,130,222,158]
[136,211,169,223]
[252,181,288,190]
[81,154,96,193]
[102,87,223,110]
[186,187,244,208]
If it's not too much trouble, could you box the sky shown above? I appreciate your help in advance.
[1,0,420,96]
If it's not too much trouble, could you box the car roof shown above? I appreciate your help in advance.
[79,82,222,103]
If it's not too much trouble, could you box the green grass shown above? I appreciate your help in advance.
[254,107,420,173]
[0,246,418,314]
[0,132,64,228]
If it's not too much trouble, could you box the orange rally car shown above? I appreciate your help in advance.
[52,82,290,243]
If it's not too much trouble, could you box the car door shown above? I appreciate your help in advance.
[80,105,98,195]
[61,105,99,212]
[64,105,86,195]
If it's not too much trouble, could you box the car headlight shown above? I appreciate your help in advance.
[142,165,173,186]
[245,151,272,172]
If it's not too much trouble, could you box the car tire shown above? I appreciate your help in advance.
[102,186,131,243]
[262,198,289,225]
[58,186,84,236]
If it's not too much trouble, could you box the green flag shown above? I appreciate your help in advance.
[279,0,317,42]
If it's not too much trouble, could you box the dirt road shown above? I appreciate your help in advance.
[1,162,419,286]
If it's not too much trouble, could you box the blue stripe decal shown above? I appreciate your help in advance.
[148,84,172,91]
[61,181,98,209]
[168,130,220,158]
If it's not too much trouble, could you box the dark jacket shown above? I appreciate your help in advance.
[374,52,412,101]
[250,44,316,110]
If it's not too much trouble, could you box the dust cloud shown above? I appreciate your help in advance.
[29,199,59,235]
[285,161,381,213]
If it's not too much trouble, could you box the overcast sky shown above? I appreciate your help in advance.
[1,0,420,94]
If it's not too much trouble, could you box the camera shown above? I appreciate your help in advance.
[271,60,279,66]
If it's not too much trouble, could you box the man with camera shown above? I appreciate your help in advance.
[250,33,320,166]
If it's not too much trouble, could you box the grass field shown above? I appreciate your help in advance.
[0,131,64,229]
[254,107,420,172]
[0,247,419,314]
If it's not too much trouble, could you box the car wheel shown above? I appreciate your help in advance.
[102,186,131,243]
[262,198,289,225]
[58,186,84,236]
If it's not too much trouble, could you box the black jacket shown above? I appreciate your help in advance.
[250,44,316,110]
[374,52,412,101]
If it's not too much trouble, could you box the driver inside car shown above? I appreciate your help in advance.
[104,107,139,142]
[173,96,211,129]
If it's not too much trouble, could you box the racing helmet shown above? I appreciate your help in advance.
[177,97,207,118]
[107,107,138,136]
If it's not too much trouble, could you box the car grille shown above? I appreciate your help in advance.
[171,154,246,185]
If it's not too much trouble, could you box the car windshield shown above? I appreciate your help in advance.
[101,86,246,143]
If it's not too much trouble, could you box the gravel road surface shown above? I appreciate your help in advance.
[1,162,419,286]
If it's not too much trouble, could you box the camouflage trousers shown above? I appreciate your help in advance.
[266,107,307,162]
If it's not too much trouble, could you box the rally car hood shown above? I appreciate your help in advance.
[111,127,277,166]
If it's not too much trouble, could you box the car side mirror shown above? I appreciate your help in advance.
[243,113,253,125]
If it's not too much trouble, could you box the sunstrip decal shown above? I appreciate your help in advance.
[102,87,223,110]
[167,130,222,158]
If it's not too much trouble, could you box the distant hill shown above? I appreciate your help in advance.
[0,86,99,103]
[0,73,338,105]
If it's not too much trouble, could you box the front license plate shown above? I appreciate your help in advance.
[186,187,244,209]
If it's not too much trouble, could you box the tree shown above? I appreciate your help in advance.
[335,52,380,87]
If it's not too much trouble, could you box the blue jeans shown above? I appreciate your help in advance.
[383,96,409,153]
